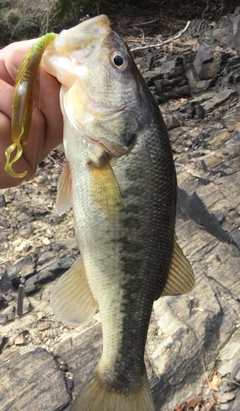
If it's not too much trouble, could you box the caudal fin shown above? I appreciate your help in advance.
[70,369,155,411]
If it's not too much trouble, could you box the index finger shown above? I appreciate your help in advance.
[0,39,37,85]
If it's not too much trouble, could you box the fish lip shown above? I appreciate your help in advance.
[54,15,111,54]
[68,15,111,35]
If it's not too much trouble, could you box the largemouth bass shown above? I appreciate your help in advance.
[41,15,194,411]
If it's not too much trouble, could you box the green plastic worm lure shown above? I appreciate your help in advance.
[4,32,57,178]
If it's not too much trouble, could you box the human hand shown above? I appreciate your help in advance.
[0,39,63,189]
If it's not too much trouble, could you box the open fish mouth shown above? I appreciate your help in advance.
[42,15,112,89]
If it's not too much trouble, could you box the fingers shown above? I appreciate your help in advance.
[0,39,37,85]
[3,39,37,81]
[0,112,11,186]
[5,39,63,155]
[0,60,14,85]
[0,109,34,189]
[36,70,63,157]
[0,79,44,188]
[0,38,63,189]
[0,81,16,188]
[0,80,14,117]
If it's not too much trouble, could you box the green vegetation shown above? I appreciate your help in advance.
[0,0,56,46]
[50,0,94,27]
[1,0,239,47]
[48,0,135,29]
[0,0,135,46]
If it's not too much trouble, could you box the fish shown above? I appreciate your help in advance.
[7,14,195,411]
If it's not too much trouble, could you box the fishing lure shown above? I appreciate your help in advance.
[4,32,57,178]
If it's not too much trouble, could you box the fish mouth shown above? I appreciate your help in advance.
[54,15,111,53]
[49,15,113,90]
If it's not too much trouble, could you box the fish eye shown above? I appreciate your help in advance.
[111,52,129,70]
[113,55,124,66]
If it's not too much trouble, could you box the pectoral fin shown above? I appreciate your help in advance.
[161,236,194,297]
[90,160,123,219]
[51,257,98,326]
[56,161,72,216]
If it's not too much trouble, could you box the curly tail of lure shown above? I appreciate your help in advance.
[4,32,57,179]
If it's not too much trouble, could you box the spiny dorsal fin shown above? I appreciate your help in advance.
[56,161,72,216]
[51,257,98,326]
[90,160,123,220]
[161,236,195,297]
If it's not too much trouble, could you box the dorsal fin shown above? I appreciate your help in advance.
[51,257,98,326]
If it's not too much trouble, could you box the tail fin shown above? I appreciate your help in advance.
[70,369,155,411]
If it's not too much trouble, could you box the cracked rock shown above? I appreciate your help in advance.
[0,348,70,410]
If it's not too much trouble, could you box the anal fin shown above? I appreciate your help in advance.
[51,256,98,326]
[161,236,195,297]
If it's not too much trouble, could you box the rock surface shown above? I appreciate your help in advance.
[1,9,240,411]
[1,348,70,410]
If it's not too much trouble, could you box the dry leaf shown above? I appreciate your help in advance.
[37,322,51,331]
[15,331,28,345]
[214,392,235,403]
[173,403,187,411]
[173,395,202,410]
[186,396,202,408]
[209,373,221,391]
[206,395,216,411]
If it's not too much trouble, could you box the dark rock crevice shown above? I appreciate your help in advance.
[177,187,240,250]
[53,354,74,404]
